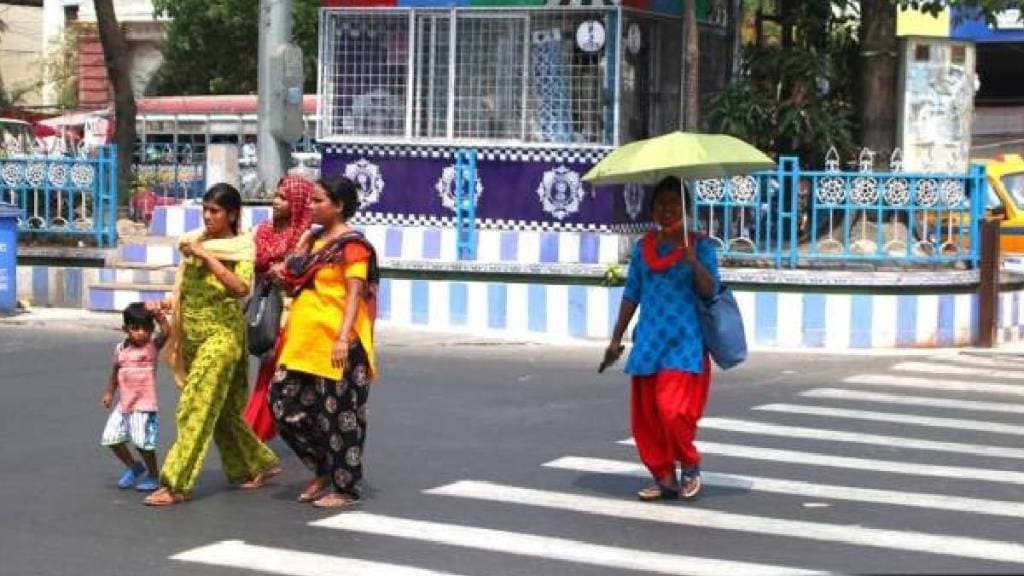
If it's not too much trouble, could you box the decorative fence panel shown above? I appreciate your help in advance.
[2,145,118,247]
[692,152,987,268]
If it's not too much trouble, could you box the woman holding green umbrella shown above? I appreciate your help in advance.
[603,176,719,501]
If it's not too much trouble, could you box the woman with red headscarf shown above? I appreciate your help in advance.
[243,175,315,440]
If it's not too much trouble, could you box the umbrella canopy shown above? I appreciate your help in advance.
[582,132,775,185]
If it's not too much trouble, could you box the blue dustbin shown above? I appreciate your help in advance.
[0,203,17,313]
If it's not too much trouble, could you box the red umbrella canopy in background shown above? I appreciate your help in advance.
[32,122,57,138]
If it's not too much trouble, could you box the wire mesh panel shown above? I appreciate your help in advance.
[526,11,611,145]
[322,11,410,138]
[413,12,450,139]
[453,14,527,141]
[320,7,620,145]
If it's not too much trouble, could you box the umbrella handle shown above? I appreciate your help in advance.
[681,188,689,248]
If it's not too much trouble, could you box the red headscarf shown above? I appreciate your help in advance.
[254,175,315,275]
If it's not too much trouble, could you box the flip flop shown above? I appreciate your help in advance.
[297,476,331,503]
[637,484,679,502]
[238,465,283,490]
[311,492,360,508]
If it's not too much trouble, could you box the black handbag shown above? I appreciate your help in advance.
[245,280,283,356]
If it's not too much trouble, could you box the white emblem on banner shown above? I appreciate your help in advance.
[623,183,645,221]
[436,165,484,213]
[537,166,584,220]
[344,159,385,208]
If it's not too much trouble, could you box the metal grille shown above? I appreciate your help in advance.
[453,14,527,141]
[413,12,450,139]
[320,8,620,145]
[322,12,410,138]
[619,13,680,142]
[526,11,610,144]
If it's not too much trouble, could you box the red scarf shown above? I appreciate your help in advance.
[253,175,315,275]
[642,221,689,273]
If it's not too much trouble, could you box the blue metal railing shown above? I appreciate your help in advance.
[134,142,206,202]
[3,145,118,247]
[691,156,987,268]
[454,149,478,260]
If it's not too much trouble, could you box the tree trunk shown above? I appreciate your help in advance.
[93,0,136,203]
[681,0,699,131]
[858,0,897,165]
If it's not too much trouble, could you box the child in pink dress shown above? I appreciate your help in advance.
[100,302,169,491]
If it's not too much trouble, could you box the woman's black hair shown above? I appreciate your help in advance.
[318,176,361,221]
[649,176,692,211]
[203,182,243,235]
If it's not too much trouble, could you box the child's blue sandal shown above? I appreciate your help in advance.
[135,473,159,492]
[117,463,145,489]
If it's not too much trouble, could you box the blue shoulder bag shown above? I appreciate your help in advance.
[698,285,747,369]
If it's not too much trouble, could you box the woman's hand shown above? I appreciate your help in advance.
[599,340,625,373]
[681,244,698,265]
[145,299,172,313]
[267,262,287,284]
[331,338,349,370]
[182,239,209,262]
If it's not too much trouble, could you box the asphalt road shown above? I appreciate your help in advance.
[4,313,1024,575]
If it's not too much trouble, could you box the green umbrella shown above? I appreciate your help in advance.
[582,131,775,185]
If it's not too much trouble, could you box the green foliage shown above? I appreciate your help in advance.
[899,0,1024,23]
[708,13,858,166]
[149,0,320,96]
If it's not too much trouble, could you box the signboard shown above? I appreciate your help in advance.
[896,37,976,174]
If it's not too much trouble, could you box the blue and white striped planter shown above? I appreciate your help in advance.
[374,277,1024,348]
[19,263,1024,349]
[150,206,624,265]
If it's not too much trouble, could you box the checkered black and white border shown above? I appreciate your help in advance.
[353,211,615,232]
[322,144,612,165]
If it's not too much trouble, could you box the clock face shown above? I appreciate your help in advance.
[626,23,642,55]
[576,20,606,53]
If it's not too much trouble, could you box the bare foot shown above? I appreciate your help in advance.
[144,487,186,507]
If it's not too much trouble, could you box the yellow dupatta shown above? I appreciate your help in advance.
[162,229,255,388]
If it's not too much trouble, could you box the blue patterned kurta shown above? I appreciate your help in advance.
[622,235,720,376]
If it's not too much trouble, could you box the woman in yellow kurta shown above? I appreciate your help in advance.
[270,176,379,508]
[144,183,279,506]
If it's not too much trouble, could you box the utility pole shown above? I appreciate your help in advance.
[257,0,304,197]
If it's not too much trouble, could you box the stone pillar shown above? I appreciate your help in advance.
[205,144,240,191]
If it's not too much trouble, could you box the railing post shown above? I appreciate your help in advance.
[784,157,800,268]
[107,144,119,247]
[976,216,1001,348]
[970,163,986,269]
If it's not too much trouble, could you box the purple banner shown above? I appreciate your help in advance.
[322,148,650,229]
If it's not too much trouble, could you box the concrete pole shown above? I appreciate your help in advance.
[257,0,293,198]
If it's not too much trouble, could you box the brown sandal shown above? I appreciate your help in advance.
[238,465,282,490]
[311,491,360,508]
[143,487,186,507]
[637,484,679,502]
[297,476,330,503]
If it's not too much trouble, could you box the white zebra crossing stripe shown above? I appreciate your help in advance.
[930,354,1024,370]
[800,388,1024,415]
[542,456,1024,519]
[171,540,466,576]
[844,374,1024,396]
[662,440,1024,485]
[424,480,1024,565]
[754,403,1024,437]
[893,361,1024,380]
[698,417,1024,460]
[311,512,817,576]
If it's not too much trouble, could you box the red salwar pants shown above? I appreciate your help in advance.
[630,360,711,482]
